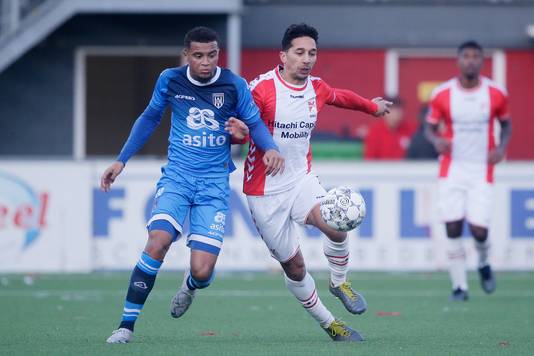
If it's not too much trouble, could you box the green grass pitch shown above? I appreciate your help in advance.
[0,271,533,355]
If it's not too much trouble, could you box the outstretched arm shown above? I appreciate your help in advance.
[329,88,392,116]
[101,69,170,192]
[116,106,165,164]
[101,105,164,192]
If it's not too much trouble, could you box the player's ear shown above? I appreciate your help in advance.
[182,48,189,58]
[279,51,287,65]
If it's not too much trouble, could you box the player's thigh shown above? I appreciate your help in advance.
[247,190,300,263]
[187,177,230,256]
[438,177,467,223]
[466,181,493,228]
[147,176,193,241]
[291,174,327,226]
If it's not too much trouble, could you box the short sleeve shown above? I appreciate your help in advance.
[490,86,510,120]
[426,90,446,125]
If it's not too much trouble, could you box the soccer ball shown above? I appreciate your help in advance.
[320,186,366,232]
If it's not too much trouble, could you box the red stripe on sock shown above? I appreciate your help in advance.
[324,253,349,259]
[299,289,317,304]
[327,260,348,266]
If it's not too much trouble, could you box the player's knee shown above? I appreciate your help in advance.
[469,225,488,242]
[190,264,214,283]
[282,259,306,281]
[326,230,347,242]
[446,221,463,238]
[145,231,173,259]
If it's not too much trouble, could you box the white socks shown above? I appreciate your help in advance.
[284,272,335,328]
[323,238,349,287]
[447,238,468,291]
[474,239,490,268]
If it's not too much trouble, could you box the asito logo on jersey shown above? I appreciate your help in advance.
[212,93,224,109]
[186,107,219,130]
[183,107,227,148]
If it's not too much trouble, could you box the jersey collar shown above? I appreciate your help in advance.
[275,65,308,91]
[187,66,221,86]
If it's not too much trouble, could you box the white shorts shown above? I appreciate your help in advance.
[438,163,494,228]
[246,173,327,262]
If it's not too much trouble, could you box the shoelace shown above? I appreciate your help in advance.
[340,282,357,301]
[329,320,350,337]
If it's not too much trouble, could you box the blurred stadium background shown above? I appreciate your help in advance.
[0,0,533,354]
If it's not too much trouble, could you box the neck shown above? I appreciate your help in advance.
[459,75,479,89]
[191,71,214,83]
[279,67,306,86]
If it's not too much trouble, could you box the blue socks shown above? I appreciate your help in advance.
[119,252,162,331]
[185,270,215,290]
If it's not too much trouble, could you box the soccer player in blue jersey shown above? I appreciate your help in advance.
[102,26,284,344]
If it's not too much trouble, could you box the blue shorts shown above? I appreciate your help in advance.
[146,171,229,256]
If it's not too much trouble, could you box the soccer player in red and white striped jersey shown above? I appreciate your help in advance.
[241,23,391,341]
[425,41,512,301]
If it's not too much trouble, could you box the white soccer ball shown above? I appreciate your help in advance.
[320,186,366,232]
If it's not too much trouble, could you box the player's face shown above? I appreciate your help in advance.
[184,41,219,82]
[458,47,483,80]
[280,36,317,83]
[384,105,404,129]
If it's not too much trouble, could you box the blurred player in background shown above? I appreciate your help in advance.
[364,96,415,160]
[239,23,390,341]
[101,26,284,343]
[425,41,512,301]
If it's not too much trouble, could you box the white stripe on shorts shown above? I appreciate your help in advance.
[146,213,182,233]
[187,234,223,249]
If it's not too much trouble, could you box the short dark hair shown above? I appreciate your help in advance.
[184,26,220,48]
[281,23,319,51]
[458,40,483,54]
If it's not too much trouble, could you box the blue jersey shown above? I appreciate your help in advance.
[117,65,277,178]
[152,66,261,177]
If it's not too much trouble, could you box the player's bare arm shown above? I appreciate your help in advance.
[424,122,450,153]
[100,161,125,192]
[371,97,393,116]
[225,117,249,140]
[488,119,512,164]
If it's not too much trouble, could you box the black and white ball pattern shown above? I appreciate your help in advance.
[320,186,366,232]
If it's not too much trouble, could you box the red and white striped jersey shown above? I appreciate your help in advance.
[426,76,510,183]
[244,66,377,196]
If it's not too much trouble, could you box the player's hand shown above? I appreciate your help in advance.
[263,149,285,177]
[225,117,249,140]
[371,97,393,117]
[432,137,451,154]
[100,161,125,192]
[488,146,506,164]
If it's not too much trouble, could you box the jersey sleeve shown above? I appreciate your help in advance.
[490,86,511,121]
[313,78,377,114]
[426,91,445,125]
[234,76,277,152]
[148,69,171,112]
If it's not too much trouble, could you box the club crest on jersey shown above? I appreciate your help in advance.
[212,93,225,109]
[308,99,316,113]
